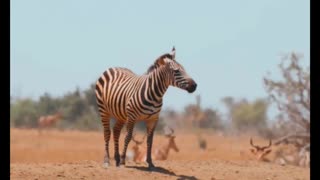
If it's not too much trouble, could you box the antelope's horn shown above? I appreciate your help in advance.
[250,138,259,149]
[263,139,272,149]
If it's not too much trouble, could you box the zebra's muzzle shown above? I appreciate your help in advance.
[186,80,197,93]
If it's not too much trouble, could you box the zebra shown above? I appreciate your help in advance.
[95,47,197,170]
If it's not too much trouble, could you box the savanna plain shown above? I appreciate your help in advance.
[10,128,310,180]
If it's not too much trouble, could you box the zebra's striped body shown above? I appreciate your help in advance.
[95,47,197,170]
[96,67,165,122]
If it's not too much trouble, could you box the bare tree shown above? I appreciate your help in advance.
[263,52,310,167]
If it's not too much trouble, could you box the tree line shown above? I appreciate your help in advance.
[10,52,309,139]
[10,85,269,133]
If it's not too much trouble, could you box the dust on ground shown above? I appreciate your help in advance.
[10,128,310,180]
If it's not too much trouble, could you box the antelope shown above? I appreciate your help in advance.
[38,112,63,133]
[130,134,147,163]
[249,138,272,162]
[152,128,180,160]
[132,128,180,163]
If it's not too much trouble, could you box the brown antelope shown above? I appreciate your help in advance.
[130,134,147,163]
[132,128,179,163]
[152,128,180,160]
[249,138,272,162]
[38,112,63,133]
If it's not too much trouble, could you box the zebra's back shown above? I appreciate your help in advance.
[95,67,146,121]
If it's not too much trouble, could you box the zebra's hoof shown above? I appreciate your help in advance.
[148,164,156,171]
[103,162,109,168]
[115,160,123,167]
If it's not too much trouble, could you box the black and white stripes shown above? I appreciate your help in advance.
[95,47,197,170]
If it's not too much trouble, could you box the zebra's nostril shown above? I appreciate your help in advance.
[193,83,197,88]
[186,81,197,93]
[191,82,197,89]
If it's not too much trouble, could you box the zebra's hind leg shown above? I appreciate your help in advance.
[101,115,111,168]
[113,121,125,166]
[120,119,135,166]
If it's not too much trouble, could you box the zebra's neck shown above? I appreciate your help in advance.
[146,67,170,102]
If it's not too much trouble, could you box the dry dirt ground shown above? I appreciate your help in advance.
[10,128,310,180]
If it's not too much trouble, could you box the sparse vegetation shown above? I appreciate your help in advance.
[10,89,269,133]
[221,97,269,133]
[264,52,310,167]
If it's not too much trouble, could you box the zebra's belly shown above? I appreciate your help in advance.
[105,108,128,122]
[113,113,161,122]
[106,107,161,122]
[134,112,160,121]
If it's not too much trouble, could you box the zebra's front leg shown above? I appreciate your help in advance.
[146,120,157,170]
[120,119,135,166]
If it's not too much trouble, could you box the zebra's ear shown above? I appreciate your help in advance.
[170,46,176,59]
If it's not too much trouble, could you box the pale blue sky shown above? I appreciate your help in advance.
[11,0,310,117]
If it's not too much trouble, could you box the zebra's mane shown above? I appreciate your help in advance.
[146,53,174,74]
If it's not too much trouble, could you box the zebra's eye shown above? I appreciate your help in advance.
[173,69,180,73]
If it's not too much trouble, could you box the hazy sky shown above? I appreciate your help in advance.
[11,0,310,117]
